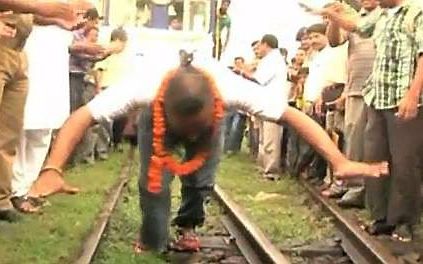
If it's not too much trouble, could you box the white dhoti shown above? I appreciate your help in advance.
[11,26,72,197]
[12,129,52,197]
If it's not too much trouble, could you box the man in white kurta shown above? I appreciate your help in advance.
[12,25,73,206]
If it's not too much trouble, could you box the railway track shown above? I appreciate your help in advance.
[299,178,400,264]
[72,151,291,264]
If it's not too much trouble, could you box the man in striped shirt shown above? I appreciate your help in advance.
[319,0,423,242]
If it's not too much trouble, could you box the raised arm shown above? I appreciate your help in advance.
[0,0,75,20]
[327,20,349,47]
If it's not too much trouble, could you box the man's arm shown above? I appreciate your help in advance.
[0,0,75,20]
[327,20,349,47]
[278,107,388,179]
[69,42,105,56]
[396,13,423,121]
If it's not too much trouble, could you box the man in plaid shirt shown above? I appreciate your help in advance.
[317,0,423,242]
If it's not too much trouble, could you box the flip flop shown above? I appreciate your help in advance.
[170,233,200,252]
[10,196,42,214]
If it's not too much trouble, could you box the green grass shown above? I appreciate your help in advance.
[217,152,334,247]
[0,153,123,264]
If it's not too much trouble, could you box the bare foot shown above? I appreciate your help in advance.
[333,161,389,179]
[28,171,80,198]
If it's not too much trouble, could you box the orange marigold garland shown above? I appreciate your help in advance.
[148,68,225,193]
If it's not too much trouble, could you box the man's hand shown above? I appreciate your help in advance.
[396,90,420,121]
[0,20,16,38]
[326,94,346,112]
[29,170,79,198]
[32,2,76,20]
[301,1,344,17]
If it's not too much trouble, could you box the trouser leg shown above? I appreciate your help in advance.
[262,121,282,176]
[364,106,390,221]
[173,130,221,228]
[138,109,173,251]
[342,97,367,197]
[0,51,28,209]
[384,110,423,226]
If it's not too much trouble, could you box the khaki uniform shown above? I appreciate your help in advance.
[0,14,33,209]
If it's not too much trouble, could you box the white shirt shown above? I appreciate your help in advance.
[303,43,348,102]
[253,49,289,98]
[23,26,73,130]
[87,54,288,123]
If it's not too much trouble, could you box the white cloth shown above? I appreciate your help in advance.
[303,43,349,102]
[12,129,52,197]
[253,49,289,97]
[23,26,73,129]
[87,54,288,123]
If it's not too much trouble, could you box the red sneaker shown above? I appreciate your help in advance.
[171,233,201,252]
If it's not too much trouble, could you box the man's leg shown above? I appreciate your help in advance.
[385,110,423,233]
[261,121,282,179]
[69,73,85,113]
[227,113,247,153]
[138,109,173,252]
[338,97,367,207]
[171,128,221,250]
[364,107,390,223]
[0,50,27,216]
[94,121,110,160]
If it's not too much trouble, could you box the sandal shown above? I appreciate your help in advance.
[10,196,42,214]
[170,232,201,252]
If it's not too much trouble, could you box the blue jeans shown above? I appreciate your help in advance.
[222,110,246,153]
[138,108,221,251]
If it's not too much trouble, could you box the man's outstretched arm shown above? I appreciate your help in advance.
[28,107,94,197]
[278,106,388,179]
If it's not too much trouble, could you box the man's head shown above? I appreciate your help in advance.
[84,26,99,43]
[84,8,102,28]
[307,23,328,51]
[251,40,260,58]
[360,0,379,11]
[378,0,398,8]
[110,27,128,42]
[169,17,182,30]
[164,66,214,138]
[220,0,231,13]
[295,48,307,65]
[257,34,278,58]
[234,56,245,70]
[300,33,312,51]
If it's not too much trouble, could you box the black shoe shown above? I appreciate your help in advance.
[337,198,365,209]
[392,224,413,242]
[364,219,394,236]
[0,208,21,223]
[337,190,364,209]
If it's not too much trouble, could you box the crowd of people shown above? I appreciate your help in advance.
[0,0,421,256]
[222,0,423,243]
[0,1,135,217]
